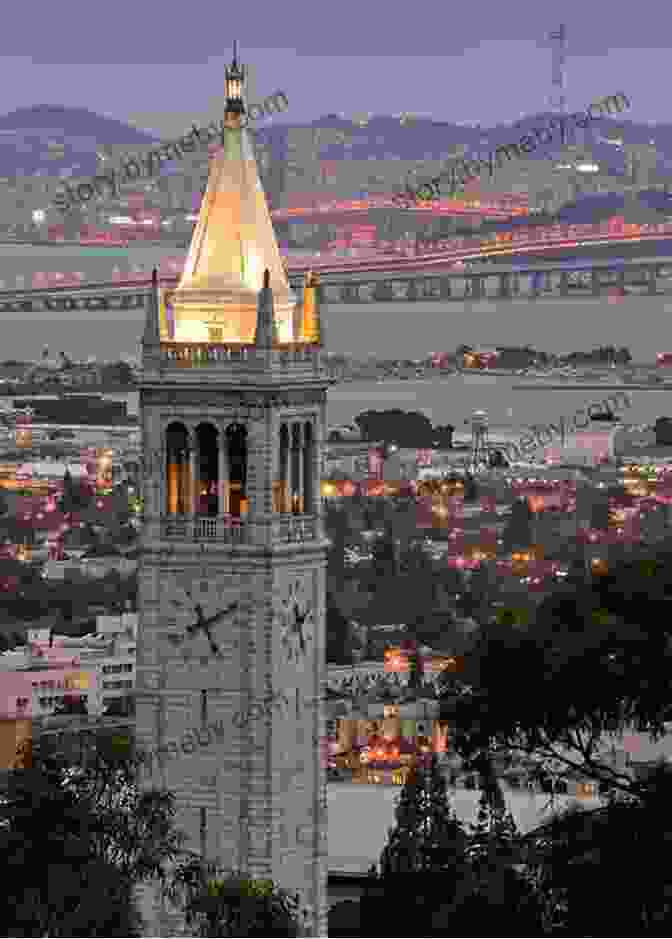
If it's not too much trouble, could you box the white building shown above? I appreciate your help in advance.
[544,425,658,467]
[0,615,138,720]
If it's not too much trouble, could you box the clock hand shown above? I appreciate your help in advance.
[202,602,239,628]
[185,601,239,651]
[296,609,309,653]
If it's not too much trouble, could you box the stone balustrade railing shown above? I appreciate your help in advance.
[154,513,319,544]
[159,343,323,369]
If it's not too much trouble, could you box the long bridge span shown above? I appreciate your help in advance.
[0,254,669,315]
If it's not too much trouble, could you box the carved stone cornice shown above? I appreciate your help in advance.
[142,387,325,410]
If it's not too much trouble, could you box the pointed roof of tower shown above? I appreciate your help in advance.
[170,44,297,345]
[142,268,161,347]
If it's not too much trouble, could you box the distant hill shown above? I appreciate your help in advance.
[0,104,159,178]
[313,111,672,186]
[2,103,672,203]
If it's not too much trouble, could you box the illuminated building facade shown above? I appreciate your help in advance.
[330,704,450,786]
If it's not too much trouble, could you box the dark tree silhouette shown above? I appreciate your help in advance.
[165,860,301,937]
[0,747,187,937]
[501,498,533,553]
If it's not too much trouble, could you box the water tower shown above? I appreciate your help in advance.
[469,409,490,472]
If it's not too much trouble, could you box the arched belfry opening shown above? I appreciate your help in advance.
[195,422,219,517]
[165,422,190,515]
[290,423,302,514]
[274,420,315,515]
[226,423,248,518]
[303,420,314,514]
[275,423,290,513]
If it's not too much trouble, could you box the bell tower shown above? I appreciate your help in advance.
[136,45,332,936]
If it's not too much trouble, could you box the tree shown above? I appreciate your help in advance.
[523,764,672,934]
[501,498,533,553]
[441,544,672,808]
[466,755,519,871]
[362,755,471,934]
[165,860,301,937]
[0,748,187,937]
[379,753,468,875]
[429,763,546,935]
[324,504,348,595]
[433,423,454,448]
[462,472,478,501]
[54,694,89,716]
[655,416,672,445]
[102,696,134,718]
[354,409,434,447]
[325,594,353,664]
[59,469,92,514]
[370,524,398,580]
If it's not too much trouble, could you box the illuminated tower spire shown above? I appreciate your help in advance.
[225,40,246,117]
[170,43,297,344]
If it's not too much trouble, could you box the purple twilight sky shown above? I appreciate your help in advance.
[0,0,665,137]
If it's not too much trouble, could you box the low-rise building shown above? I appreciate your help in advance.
[0,614,138,768]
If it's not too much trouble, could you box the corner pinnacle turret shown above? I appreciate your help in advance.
[255,268,278,348]
[142,267,161,349]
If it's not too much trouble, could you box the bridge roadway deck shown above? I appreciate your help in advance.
[0,255,669,312]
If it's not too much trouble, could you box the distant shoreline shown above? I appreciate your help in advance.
[512,383,666,392]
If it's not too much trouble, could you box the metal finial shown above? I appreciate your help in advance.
[233,40,238,66]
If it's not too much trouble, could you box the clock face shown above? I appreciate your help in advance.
[160,575,240,661]
[279,575,314,666]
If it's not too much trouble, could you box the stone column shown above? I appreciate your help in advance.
[291,422,304,514]
[157,429,167,523]
[276,423,285,513]
[218,427,229,515]
[647,266,657,295]
[560,272,569,296]
[247,410,274,520]
[188,429,198,515]
[591,270,601,296]
[302,421,314,515]
[498,273,511,298]
[439,277,452,299]
[316,401,327,539]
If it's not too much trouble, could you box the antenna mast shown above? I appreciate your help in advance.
[549,24,567,114]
